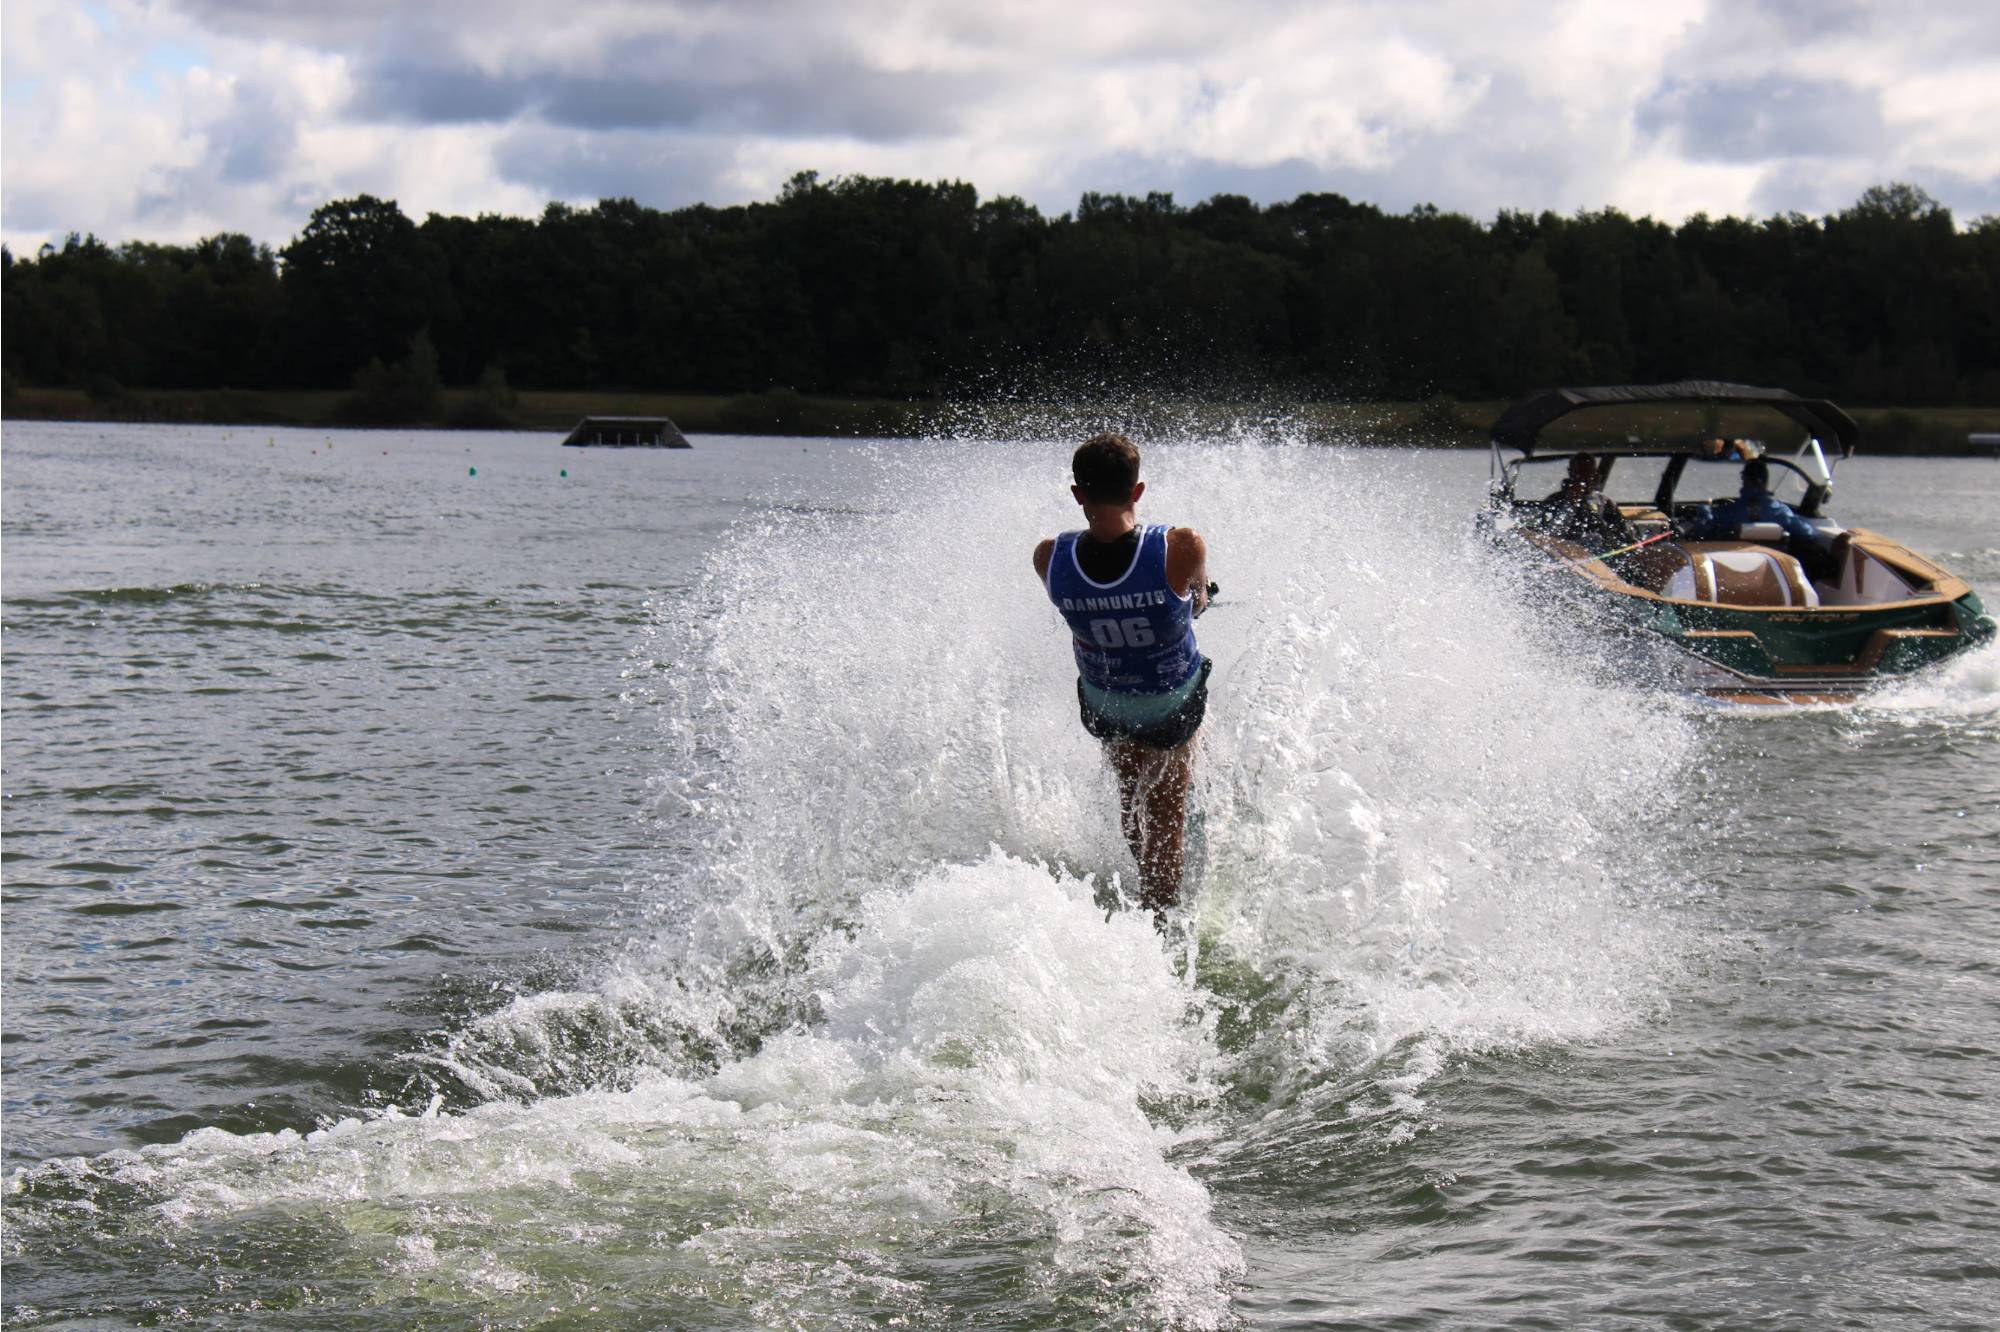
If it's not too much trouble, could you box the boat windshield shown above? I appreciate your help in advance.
[1679,455,1814,509]
[1504,450,1822,511]
[1596,455,1673,506]
[1507,454,1677,507]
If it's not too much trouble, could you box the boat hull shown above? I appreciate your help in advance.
[1511,530,1995,703]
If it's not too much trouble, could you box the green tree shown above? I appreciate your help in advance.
[282,195,450,386]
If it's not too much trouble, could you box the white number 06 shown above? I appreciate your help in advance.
[1089,617,1156,648]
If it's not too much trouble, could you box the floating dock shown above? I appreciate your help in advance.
[562,416,690,448]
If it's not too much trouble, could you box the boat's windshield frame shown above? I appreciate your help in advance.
[1489,446,1833,515]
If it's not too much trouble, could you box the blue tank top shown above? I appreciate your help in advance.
[1045,525,1200,694]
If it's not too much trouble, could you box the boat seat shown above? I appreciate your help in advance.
[1623,542,1691,593]
[1663,543,1820,608]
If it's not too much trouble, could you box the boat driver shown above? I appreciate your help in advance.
[1531,454,1630,549]
[1032,433,1210,918]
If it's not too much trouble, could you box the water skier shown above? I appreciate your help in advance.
[1033,433,1210,916]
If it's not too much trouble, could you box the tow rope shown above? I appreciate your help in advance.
[1564,529,1675,565]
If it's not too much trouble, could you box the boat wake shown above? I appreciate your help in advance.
[6,432,1708,1327]
[1858,637,2000,727]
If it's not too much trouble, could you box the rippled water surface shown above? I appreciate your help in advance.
[4,422,1997,1328]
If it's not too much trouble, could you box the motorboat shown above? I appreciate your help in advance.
[1482,381,1995,704]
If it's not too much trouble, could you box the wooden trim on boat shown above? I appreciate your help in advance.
[1704,690,1857,705]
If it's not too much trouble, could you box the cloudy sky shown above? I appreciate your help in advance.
[5,0,1999,254]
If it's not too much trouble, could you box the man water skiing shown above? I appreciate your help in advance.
[1033,434,1210,916]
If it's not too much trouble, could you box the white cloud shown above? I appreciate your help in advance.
[4,0,1997,255]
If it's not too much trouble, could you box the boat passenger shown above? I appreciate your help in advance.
[1690,459,1823,548]
[1688,459,1842,579]
[1698,437,1757,462]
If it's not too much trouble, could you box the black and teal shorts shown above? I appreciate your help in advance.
[1077,658,1211,750]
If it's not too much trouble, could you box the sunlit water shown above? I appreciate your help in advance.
[3,423,1997,1328]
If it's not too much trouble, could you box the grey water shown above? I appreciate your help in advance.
[3,421,1997,1329]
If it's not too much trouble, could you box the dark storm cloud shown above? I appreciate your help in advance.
[348,62,535,124]
[349,56,966,141]
[347,30,974,142]
[166,0,976,141]
[1637,77,1887,163]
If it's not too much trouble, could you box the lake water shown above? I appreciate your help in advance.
[4,421,1998,1329]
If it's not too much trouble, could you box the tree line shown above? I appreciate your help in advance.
[4,175,1996,408]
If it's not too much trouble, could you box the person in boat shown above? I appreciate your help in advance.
[1033,433,1210,917]
[1528,454,1632,549]
[1687,458,1841,578]
[1689,459,1824,546]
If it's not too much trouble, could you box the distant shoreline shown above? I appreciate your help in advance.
[4,386,1995,456]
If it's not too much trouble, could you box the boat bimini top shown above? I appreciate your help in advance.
[1488,381,1859,457]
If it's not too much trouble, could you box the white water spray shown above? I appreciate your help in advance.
[8,431,1707,1327]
